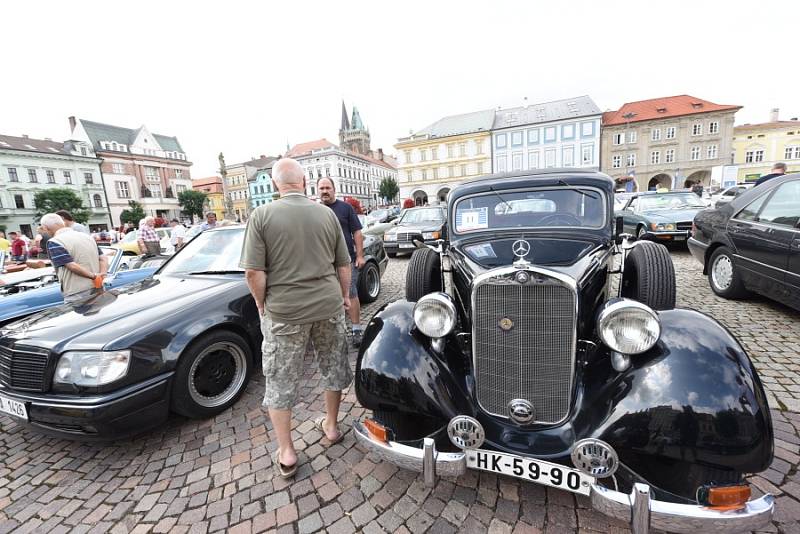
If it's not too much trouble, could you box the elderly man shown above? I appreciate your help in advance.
[137,216,161,256]
[240,158,352,478]
[41,213,108,299]
[755,162,788,186]
[55,210,90,234]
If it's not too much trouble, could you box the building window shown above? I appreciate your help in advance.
[63,171,72,184]
[690,146,702,160]
[544,127,556,143]
[561,124,575,140]
[707,145,718,159]
[626,153,636,167]
[446,144,454,158]
[612,133,624,145]
[665,149,675,163]
[627,131,637,143]
[784,146,800,159]
[448,165,455,178]
[665,126,676,139]
[8,168,18,182]
[562,147,574,167]
[421,169,427,180]
[93,194,102,208]
[46,170,55,183]
[432,167,439,180]
[460,164,467,176]
[581,144,594,165]
[692,123,703,136]
[80,146,87,156]
[112,163,124,174]
[545,149,556,168]
[754,149,764,162]
[476,161,484,174]
[650,151,661,165]
[175,169,183,179]
[145,167,158,180]
[474,140,483,155]
[581,121,595,137]
[84,172,94,184]
[651,128,661,141]
[495,135,506,150]
[431,147,438,159]
[404,150,412,163]
[459,143,467,157]
[511,132,523,147]
[496,157,507,173]
[528,151,540,169]
[420,149,427,162]
[525,129,537,145]
[612,155,622,168]
[512,152,523,171]
[708,121,719,134]
[176,184,187,194]
[28,169,38,182]
[149,184,162,197]
[14,194,24,209]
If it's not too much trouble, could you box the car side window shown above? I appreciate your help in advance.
[736,194,768,222]
[627,198,637,211]
[757,181,800,228]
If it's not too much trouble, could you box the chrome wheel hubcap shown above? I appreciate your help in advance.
[712,255,733,290]
[366,266,380,298]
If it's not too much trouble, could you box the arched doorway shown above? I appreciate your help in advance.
[685,170,710,188]
[647,173,672,191]
[412,190,428,206]
[437,187,450,204]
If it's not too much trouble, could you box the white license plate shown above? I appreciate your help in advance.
[466,449,593,495]
[0,394,27,420]
[399,243,415,249]
[674,235,686,241]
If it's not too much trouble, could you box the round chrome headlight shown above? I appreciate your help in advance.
[413,293,456,338]
[597,298,661,355]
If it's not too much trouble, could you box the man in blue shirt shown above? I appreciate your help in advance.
[318,177,365,347]
[755,162,787,187]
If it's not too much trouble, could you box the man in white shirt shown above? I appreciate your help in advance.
[169,219,186,251]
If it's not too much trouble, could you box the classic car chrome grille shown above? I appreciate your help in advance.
[0,343,49,392]
[676,221,692,232]
[396,232,422,242]
[472,275,576,424]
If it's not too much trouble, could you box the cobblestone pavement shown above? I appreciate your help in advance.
[0,248,798,534]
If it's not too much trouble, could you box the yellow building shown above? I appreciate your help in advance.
[732,111,800,182]
[191,177,225,220]
[225,156,275,221]
[396,109,494,205]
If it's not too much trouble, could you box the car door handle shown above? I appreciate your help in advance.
[728,222,747,233]
[792,238,800,251]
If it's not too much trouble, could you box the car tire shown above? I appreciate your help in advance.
[405,248,442,302]
[358,261,381,304]
[387,252,397,258]
[621,241,676,310]
[707,246,749,299]
[171,330,252,419]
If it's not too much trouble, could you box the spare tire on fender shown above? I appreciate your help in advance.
[620,241,676,310]
[405,248,442,302]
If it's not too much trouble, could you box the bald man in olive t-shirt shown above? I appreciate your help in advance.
[240,158,352,478]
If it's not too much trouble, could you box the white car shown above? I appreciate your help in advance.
[712,184,754,209]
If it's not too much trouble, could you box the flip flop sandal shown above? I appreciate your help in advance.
[314,416,344,445]
[272,449,298,479]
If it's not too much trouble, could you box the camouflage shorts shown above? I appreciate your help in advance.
[260,312,352,410]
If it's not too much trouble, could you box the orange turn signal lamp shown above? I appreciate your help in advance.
[698,484,751,511]
[364,418,389,443]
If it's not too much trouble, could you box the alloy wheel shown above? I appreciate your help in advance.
[188,341,247,408]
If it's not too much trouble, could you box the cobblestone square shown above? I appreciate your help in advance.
[0,249,798,533]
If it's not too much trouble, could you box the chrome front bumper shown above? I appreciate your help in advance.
[354,420,774,534]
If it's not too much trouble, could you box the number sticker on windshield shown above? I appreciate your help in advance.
[456,207,488,232]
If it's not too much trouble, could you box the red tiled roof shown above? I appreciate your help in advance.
[346,149,397,170]
[285,138,335,158]
[734,120,800,133]
[602,95,741,126]
[192,176,222,187]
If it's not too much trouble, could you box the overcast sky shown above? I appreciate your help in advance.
[3,1,798,178]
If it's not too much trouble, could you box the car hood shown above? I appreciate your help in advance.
[640,208,705,222]
[388,221,444,233]
[0,273,242,350]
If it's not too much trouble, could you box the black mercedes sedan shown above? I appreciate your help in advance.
[688,173,799,310]
[0,225,386,439]
[382,206,446,257]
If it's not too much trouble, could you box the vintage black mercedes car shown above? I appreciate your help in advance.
[354,170,774,533]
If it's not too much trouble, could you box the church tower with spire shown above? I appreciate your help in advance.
[339,101,371,155]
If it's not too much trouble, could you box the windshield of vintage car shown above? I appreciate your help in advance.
[160,228,245,275]
[636,193,707,211]
[399,208,445,224]
[454,188,605,233]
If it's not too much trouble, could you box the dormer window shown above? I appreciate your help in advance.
[691,102,703,109]
[656,107,666,113]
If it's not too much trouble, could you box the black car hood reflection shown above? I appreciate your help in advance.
[459,237,596,267]
[2,274,243,348]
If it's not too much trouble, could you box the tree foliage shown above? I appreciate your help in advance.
[120,200,146,226]
[343,196,364,215]
[33,188,90,223]
[378,177,399,204]
[178,190,208,223]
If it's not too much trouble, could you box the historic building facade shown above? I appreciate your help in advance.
[0,133,110,236]
[192,176,225,220]
[600,95,740,191]
[492,96,602,174]
[339,102,371,155]
[395,110,494,205]
[69,117,192,224]
[223,155,275,221]
[732,110,800,182]
[249,159,278,209]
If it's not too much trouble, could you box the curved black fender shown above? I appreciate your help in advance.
[587,308,773,480]
[356,300,475,420]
